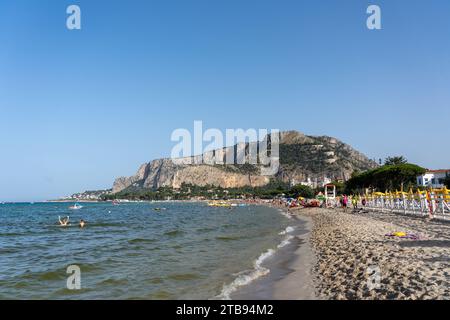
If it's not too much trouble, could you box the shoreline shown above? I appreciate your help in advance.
[271,214,316,299]
[229,204,317,300]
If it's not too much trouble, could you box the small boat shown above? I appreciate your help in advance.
[208,201,232,208]
[112,200,120,205]
[69,203,83,210]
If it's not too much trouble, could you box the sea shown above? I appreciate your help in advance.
[0,201,303,299]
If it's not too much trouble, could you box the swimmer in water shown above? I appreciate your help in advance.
[58,216,70,226]
[79,219,86,228]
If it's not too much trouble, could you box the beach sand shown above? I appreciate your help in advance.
[291,207,450,300]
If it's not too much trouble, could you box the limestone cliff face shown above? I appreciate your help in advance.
[112,163,149,193]
[112,131,377,193]
[172,166,269,189]
[112,160,269,193]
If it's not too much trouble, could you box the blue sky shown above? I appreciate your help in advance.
[1,0,449,201]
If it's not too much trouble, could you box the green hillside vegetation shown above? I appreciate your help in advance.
[101,180,317,201]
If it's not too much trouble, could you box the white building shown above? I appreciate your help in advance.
[417,170,450,188]
[293,176,332,189]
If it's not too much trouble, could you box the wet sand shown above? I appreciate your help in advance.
[231,214,316,300]
[271,215,316,300]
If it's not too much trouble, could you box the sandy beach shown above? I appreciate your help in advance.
[288,207,450,300]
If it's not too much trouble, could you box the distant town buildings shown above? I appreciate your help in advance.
[290,176,333,189]
[64,189,112,201]
[417,170,450,188]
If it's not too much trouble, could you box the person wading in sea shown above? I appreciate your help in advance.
[58,216,70,226]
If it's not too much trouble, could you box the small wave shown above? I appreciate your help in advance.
[51,287,93,297]
[0,247,20,254]
[196,227,215,232]
[218,249,275,300]
[0,232,29,237]
[277,209,292,219]
[98,278,129,286]
[215,235,242,241]
[277,235,294,248]
[221,224,237,229]
[87,222,125,228]
[12,281,30,289]
[149,289,173,299]
[164,229,184,237]
[167,273,201,281]
[148,277,164,284]
[22,270,65,281]
[128,238,156,244]
[279,226,295,235]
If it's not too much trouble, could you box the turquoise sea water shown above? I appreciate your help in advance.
[0,202,294,299]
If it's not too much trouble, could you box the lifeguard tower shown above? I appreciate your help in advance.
[324,184,336,207]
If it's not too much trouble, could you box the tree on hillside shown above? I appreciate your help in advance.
[351,170,361,178]
[384,156,408,166]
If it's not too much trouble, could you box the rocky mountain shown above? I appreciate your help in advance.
[112,131,377,193]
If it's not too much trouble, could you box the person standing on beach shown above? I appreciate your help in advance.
[342,195,348,212]
[352,195,359,210]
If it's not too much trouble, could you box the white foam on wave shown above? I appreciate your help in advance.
[217,224,298,300]
[278,226,295,235]
[218,248,275,300]
[277,208,292,219]
[216,205,300,300]
[277,235,294,248]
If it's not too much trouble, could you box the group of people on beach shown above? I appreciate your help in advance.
[58,216,86,228]
[230,194,370,215]
[272,194,368,213]
[339,195,367,212]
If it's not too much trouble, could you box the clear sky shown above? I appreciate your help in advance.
[1,0,449,201]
